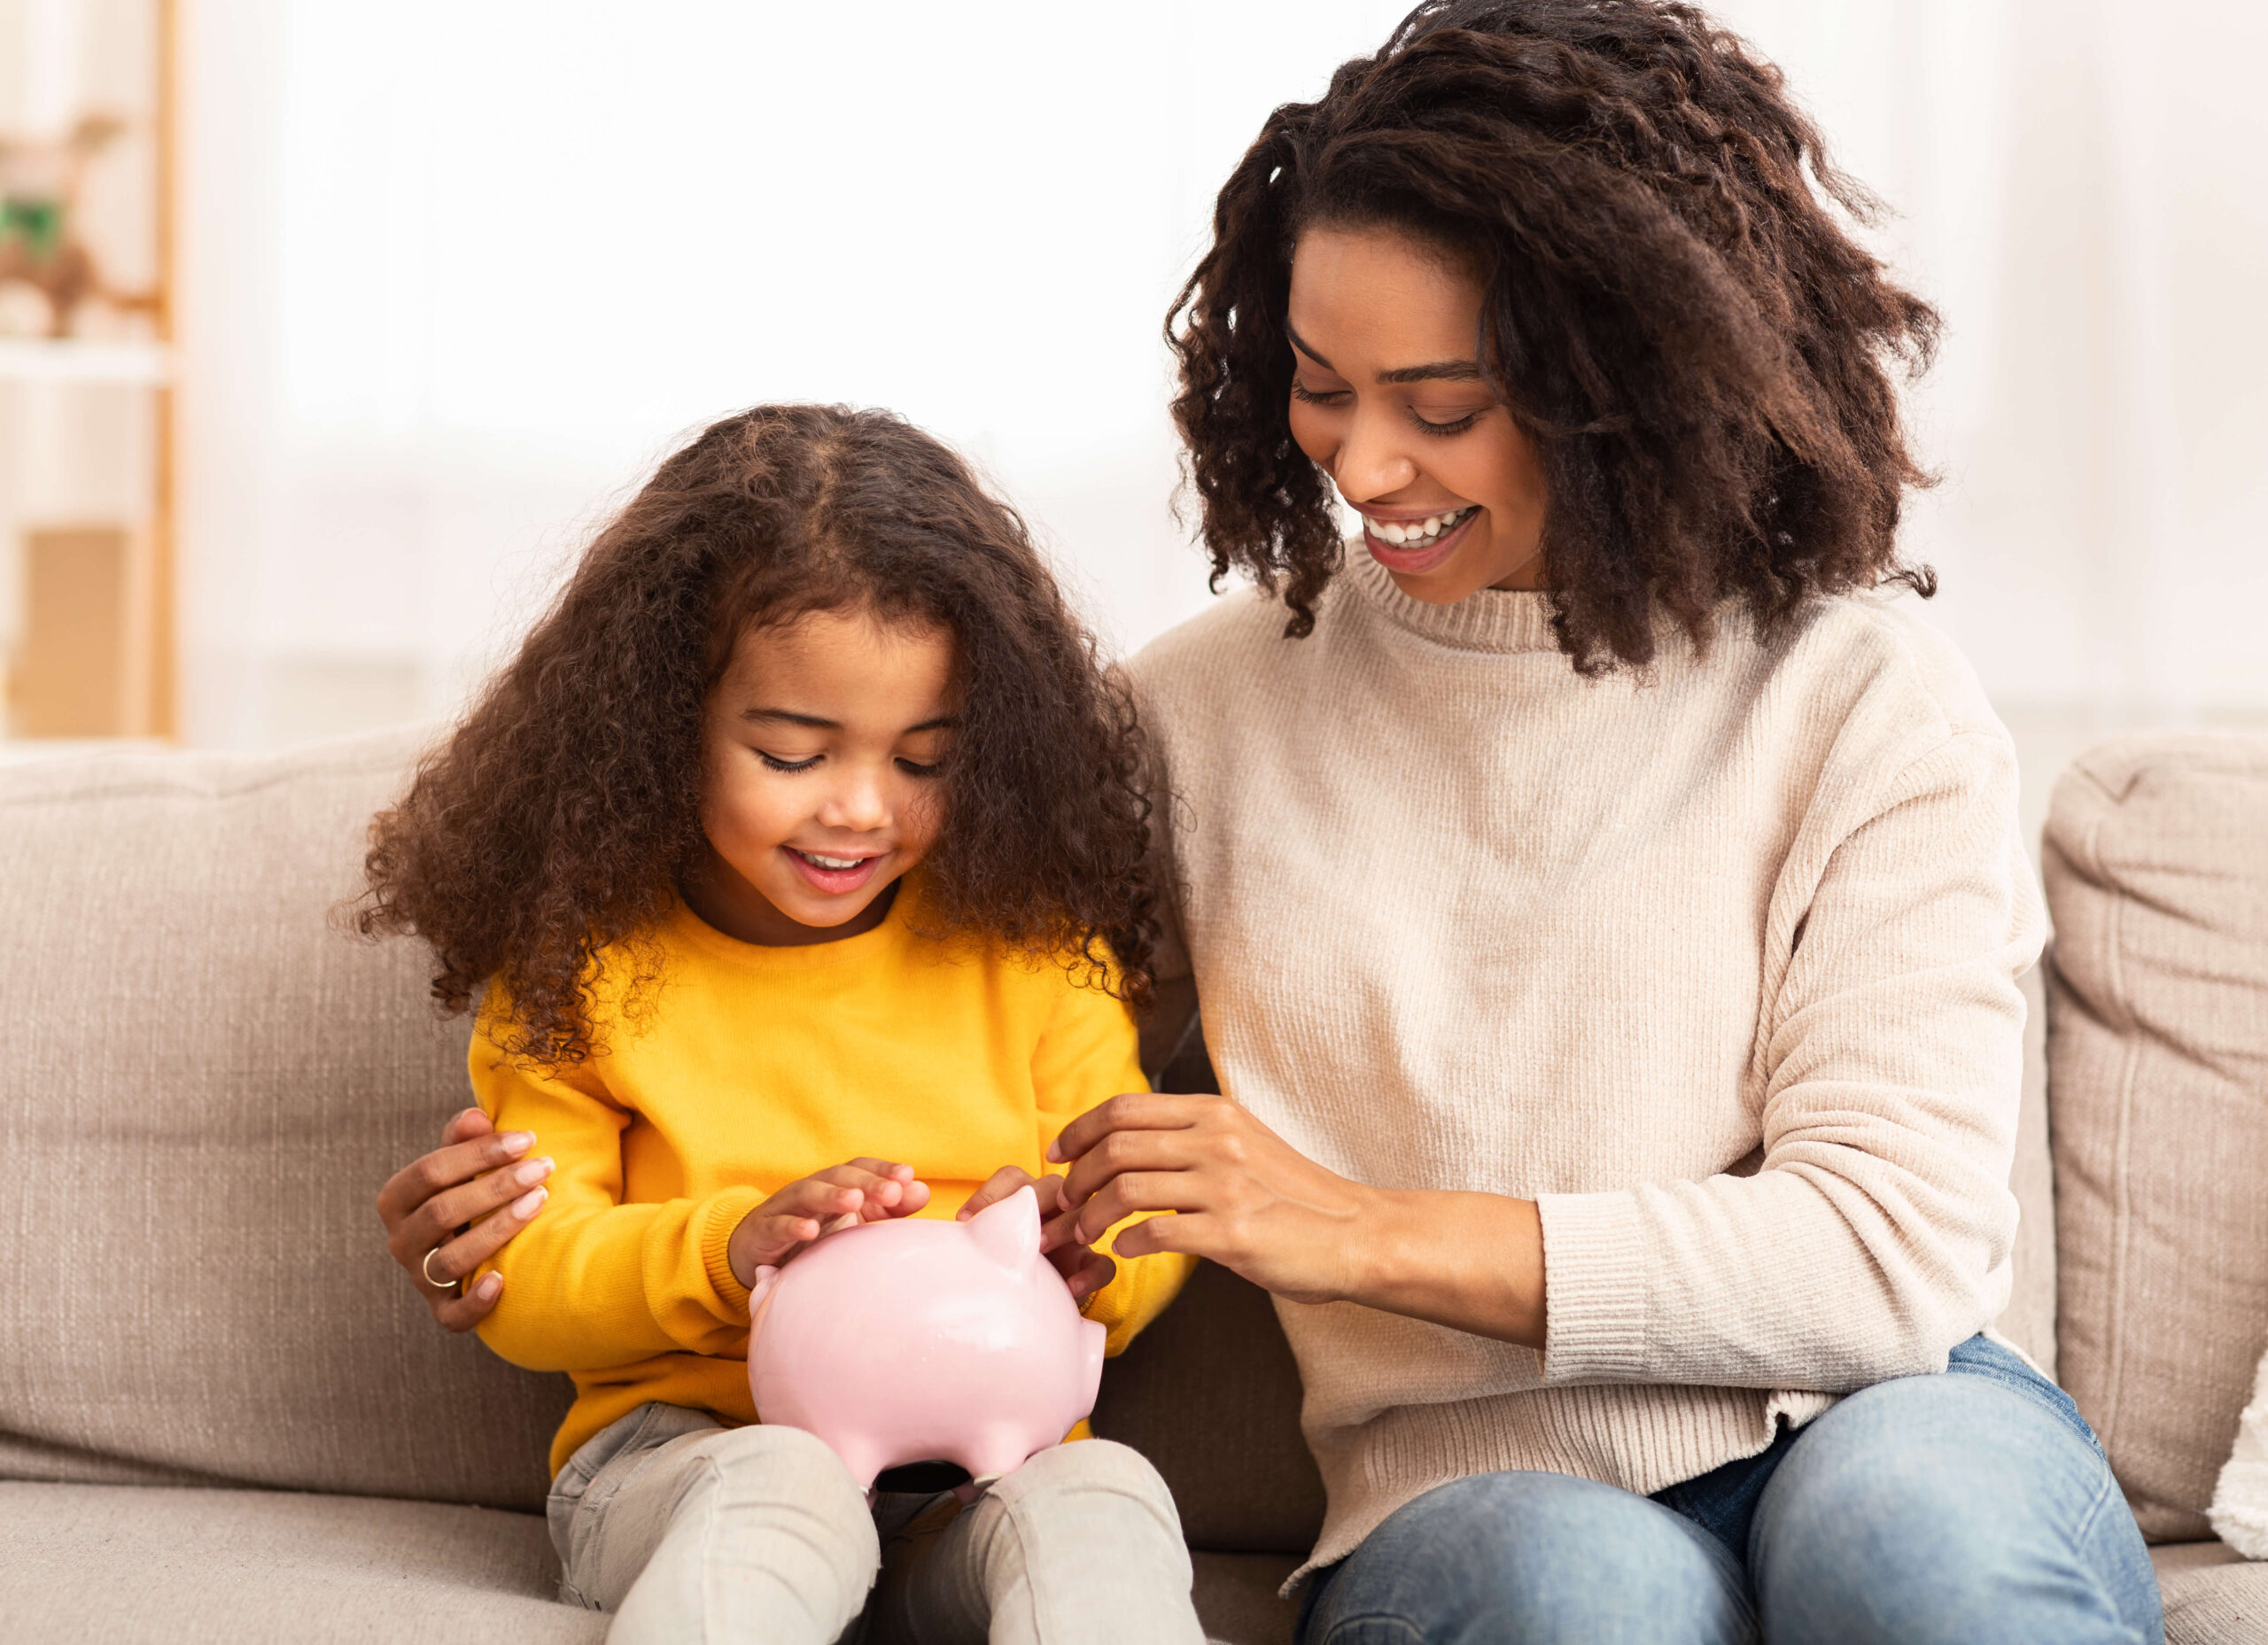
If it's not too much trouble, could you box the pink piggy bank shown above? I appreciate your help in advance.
[746,1184,1106,1487]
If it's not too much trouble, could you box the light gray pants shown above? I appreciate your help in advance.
[548,1403,1204,1645]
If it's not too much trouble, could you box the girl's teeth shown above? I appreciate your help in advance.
[801,851,862,869]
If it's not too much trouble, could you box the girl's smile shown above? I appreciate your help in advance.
[783,846,886,896]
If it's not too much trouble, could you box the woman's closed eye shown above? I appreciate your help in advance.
[1290,378,1349,407]
[1406,401,1496,435]
[1411,406,1484,437]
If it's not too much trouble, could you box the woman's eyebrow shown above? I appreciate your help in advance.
[1287,324,1482,385]
[1377,359,1484,384]
[739,708,959,733]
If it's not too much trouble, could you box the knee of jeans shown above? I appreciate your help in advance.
[985,1439,1189,1564]
[1312,1474,1744,1640]
[1752,1379,2111,1619]
[680,1423,866,1513]
[991,1439,1174,1509]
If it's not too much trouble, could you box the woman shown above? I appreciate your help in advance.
[380,4,2159,1639]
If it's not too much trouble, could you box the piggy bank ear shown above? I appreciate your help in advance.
[966,1183,1041,1271]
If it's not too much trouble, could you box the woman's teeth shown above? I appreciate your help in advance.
[795,850,866,870]
[1366,507,1475,547]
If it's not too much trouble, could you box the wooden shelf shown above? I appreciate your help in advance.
[0,338,172,386]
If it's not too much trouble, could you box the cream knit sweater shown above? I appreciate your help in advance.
[1126,551,2045,1577]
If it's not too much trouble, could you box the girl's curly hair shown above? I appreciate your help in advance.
[1169,0,1940,669]
[357,404,1156,1067]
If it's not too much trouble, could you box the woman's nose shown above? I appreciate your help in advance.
[1332,403,1418,503]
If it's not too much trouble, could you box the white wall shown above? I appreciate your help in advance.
[175,0,2268,765]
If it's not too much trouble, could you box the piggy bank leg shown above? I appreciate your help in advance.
[812,1429,890,1494]
[959,1426,1046,1486]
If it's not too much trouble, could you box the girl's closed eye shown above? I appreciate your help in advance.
[757,750,820,773]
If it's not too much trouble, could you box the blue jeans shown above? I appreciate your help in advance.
[1296,1337,2163,1644]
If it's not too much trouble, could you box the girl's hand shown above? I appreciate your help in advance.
[959,1166,1115,1303]
[728,1160,931,1290]
[377,1106,555,1332]
[1049,1093,1548,1345]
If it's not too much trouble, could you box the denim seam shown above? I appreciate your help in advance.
[1319,1613,1425,1645]
[692,1452,726,1645]
[2069,1455,2121,1549]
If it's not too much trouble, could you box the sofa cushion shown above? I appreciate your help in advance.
[2045,734,2268,1540]
[2153,1540,2268,1645]
[0,1481,602,1642]
[1191,1551,1302,1645]
[1092,1260,1326,1556]
[0,731,571,1509]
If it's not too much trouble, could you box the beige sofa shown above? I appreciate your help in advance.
[0,726,2261,1643]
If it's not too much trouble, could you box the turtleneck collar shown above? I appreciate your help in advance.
[1342,542,1563,655]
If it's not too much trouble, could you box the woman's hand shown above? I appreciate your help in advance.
[727,1160,931,1290]
[377,1106,555,1332]
[1049,1092,1548,1346]
[959,1166,1116,1302]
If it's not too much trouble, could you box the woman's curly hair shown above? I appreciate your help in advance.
[357,404,1156,1067]
[1169,0,1940,668]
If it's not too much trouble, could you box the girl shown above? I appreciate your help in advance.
[359,404,1202,1645]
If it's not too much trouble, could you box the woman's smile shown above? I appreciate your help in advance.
[1360,505,1481,574]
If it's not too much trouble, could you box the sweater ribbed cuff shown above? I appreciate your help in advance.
[700,1186,768,1320]
[1536,1191,1651,1383]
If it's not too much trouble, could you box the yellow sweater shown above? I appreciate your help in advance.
[470,891,1192,1477]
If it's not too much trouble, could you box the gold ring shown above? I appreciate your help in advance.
[422,1245,461,1295]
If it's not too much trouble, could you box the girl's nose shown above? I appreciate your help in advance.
[819,772,891,833]
[1332,404,1419,504]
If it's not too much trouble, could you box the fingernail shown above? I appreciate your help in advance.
[1045,1140,1064,1163]
[501,1131,535,1155]
[475,1273,501,1300]
[515,1157,553,1186]
[512,1185,548,1217]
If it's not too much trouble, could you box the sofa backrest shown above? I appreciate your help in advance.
[0,729,569,1509]
[2044,733,2268,1543]
[5,724,2212,1551]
